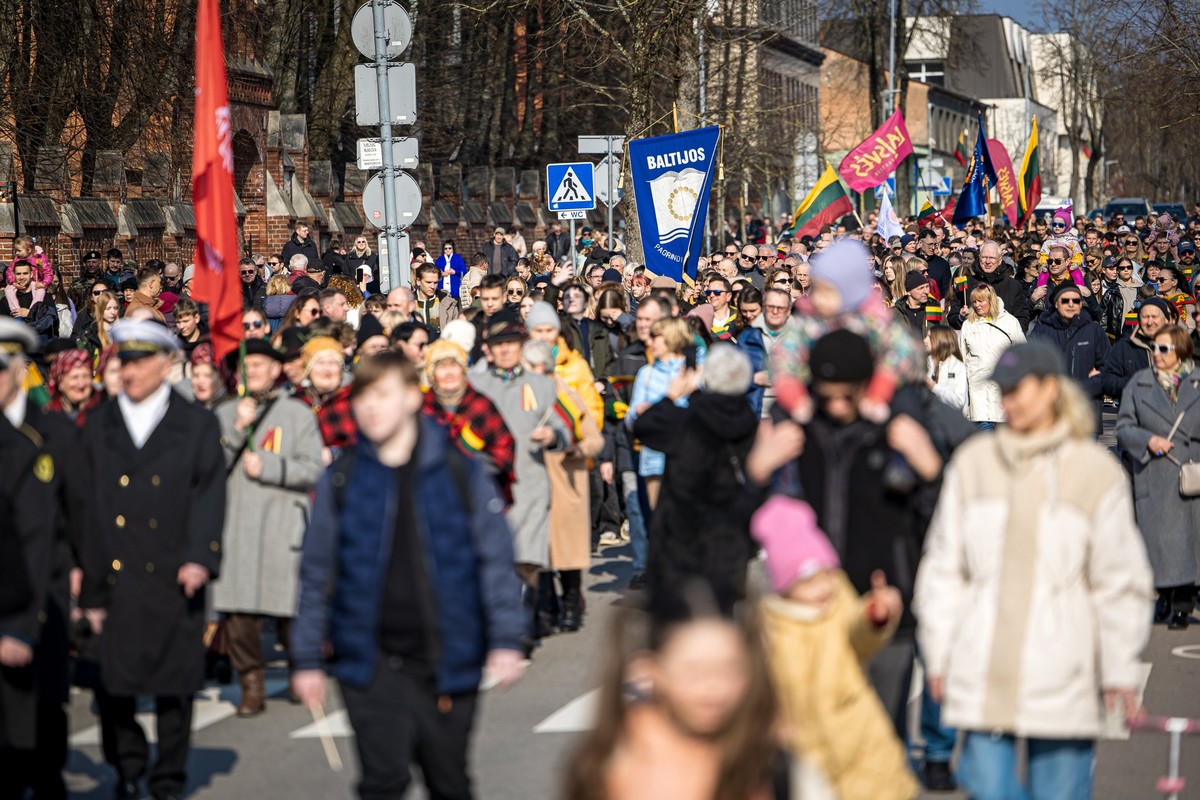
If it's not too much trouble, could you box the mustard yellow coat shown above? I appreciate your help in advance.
[761,574,918,800]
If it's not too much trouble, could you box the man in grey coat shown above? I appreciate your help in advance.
[470,311,568,644]
[210,339,325,715]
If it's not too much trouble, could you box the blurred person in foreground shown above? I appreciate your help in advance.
[292,353,526,800]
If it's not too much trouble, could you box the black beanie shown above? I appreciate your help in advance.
[809,329,874,384]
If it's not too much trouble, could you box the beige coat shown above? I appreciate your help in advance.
[914,423,1153,739]
[547,379,603,570]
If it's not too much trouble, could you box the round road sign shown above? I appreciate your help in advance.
[362,171,423,231]
[351,1,413,61]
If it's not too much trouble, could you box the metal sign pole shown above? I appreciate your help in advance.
[569,219,577,272]
[606,137,615,250]
[372,0,403,287]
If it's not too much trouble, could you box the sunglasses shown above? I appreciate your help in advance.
[507,289,525,296]
[1048,258,1064,265]
[724,250,737,256]
[1057,297,1082,306]
[92,289,105,296]
[444,247,453,251]
[773,279,791,287]
[240,270,257,276]
[1126,240,1139,245]
[244,320,265,330]
[268,261,279,266]
[1051,222,1067,229]
[1155,344,1178,354]
[757,255,772,261]
[1119,265,1134,270]
[705,289,726,296]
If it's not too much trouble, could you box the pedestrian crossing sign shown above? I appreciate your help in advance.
[547,162,595,212]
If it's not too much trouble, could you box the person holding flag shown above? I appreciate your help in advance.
[952,114,999,228]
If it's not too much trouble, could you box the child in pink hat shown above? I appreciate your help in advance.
[1036,206,1085,286]
[753,496,918,800]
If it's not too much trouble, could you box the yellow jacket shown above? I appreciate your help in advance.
[554,337,604,430]
[761,573,918,800]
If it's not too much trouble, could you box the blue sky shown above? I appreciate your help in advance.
[977,0,1044,31]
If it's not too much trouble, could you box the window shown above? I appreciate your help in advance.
[908,61,945,87]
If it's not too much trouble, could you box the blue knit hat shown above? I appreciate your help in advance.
[810,239,875,311]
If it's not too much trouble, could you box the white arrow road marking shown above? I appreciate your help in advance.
[532,689,599,734]
[69,678,291,746]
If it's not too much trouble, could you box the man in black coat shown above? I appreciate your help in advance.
[946,241,1032,332]
[0,321,59,795]
[279,222,321,271]
[918,228,952,299]
[1027,282,1111,422]
[1102,297,1170,400]
[544,221,571,263]
[79,319,225,800]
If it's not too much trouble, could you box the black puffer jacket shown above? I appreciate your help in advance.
[1027,308,1111,400]
[1102,328,1155,400]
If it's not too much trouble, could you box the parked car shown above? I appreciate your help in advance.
[1153,203,1187,222]
[1104,197,1154,220]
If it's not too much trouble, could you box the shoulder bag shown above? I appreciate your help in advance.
[1163,411,1200,496]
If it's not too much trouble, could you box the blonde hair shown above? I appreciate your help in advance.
[967,284,1001,320]
[1050,375,1096,439]
[650,316,692,355]
[377,310,406,335]
[267,273,292,296]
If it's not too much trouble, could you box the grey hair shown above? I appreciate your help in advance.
[702,343,752,396]
[521,339,554,369]
[980,240,1001,258]
[288,253,309,270]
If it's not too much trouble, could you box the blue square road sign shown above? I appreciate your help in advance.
[547,162,596,212]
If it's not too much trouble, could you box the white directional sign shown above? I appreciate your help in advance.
[547,162,595,212]
[356,137,419,170]
[557,210,588,220]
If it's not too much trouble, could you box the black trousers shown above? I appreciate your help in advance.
[95,690,194,797]
[341,657,478,800]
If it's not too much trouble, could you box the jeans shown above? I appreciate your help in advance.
[958,732,1094,800]
[920,689,957,763]
[621,471,649,571]
[341,657,478,800]
[978,421,997,431]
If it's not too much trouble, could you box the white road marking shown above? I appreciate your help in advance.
[289,708,354,739]
[69,678,290,746]
[1171,645,1200,660]
[532,689,599,734]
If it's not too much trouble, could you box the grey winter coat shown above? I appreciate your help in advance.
[1115,367,1200,587]
[210,395,325,616]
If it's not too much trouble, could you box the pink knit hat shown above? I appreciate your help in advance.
[1053,207,1072,229]
[751,496,840,593]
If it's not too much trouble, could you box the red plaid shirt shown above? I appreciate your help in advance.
[295,384,358,450]
[422,387,516,502]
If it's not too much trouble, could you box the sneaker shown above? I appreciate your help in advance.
[619,519,631,542]
[629,570,646,590]
[598,531,621,547]
[923,761,956,792]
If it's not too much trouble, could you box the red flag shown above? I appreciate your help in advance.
[986,139,1020,227]
[837,110,915,193]
[190,0,243,362]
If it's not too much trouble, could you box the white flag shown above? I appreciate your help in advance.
[877,188,904,243]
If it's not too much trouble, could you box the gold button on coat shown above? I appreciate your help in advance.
[115,515,126,528]
[112,560,122,571]
[119,475,130,487]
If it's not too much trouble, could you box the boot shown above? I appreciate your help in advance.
[1155,591,1171,623]
[536,572,560,638]
[237,668,266,717]
[560,590,583,633]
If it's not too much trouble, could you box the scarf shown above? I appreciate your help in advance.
[1156,359,1195,405]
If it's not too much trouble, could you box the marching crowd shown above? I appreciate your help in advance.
[0,203,1194,800]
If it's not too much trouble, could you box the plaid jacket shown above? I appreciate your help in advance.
[295,384,358,451]
[422,387,516,503]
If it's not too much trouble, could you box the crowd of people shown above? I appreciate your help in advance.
[0,202,1193,799]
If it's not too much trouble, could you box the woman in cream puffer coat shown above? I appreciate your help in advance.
[914,341,1152,800]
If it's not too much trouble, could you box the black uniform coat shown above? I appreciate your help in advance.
[0,417,57,749]
[79,391,225,696]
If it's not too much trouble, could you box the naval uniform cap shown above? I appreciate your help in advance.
[0,317,39,362]
[111,318,180,361]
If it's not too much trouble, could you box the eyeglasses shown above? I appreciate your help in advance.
[704,289,726,296]
[765,304,790,312]
[1057,297,1082,306]
[244,320,265,330]
[1154,344,1177,354]
[444,247,453,251]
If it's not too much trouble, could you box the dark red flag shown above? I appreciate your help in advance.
[190,0,243,362]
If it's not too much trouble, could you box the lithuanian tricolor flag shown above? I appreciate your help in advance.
[917,201,944,228]
[458,422,485,454]
[789,163,853,239]
[1017,116,1042,225]
[954,130,970,166]
[24,362,50,408]
[553,392,585,444]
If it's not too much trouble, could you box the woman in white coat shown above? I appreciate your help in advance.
[914,340,1153,800]
[959,285,1025,429]
[926,325,967,412]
